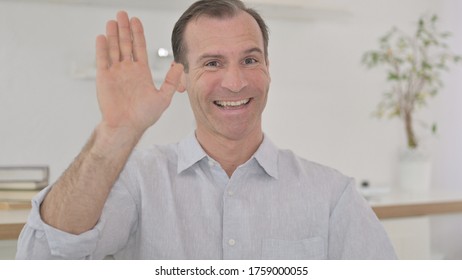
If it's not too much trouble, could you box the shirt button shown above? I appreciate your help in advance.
[228,190,234,196]
[228,239,236,246]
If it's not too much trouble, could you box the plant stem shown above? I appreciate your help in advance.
[404,111,418,149]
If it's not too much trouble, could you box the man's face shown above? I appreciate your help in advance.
[180,11,271,142]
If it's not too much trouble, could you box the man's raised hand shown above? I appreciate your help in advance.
[95,11,183,137]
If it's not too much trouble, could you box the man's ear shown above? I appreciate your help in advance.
[177,71,187,93]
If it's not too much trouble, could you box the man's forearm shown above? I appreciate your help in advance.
[40,123,141,235]
[39,10,182,236]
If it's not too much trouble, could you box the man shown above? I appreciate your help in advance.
[16,0,396,259]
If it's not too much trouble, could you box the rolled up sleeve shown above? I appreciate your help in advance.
[16,180,138,260]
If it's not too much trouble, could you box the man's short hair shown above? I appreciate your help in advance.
[171,0,269,72]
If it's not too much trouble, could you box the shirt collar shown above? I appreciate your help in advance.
[252,134,279,179]
[177,132,208,174]
[177,132,279,179]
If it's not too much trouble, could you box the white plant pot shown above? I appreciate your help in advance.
[398,148,432,191]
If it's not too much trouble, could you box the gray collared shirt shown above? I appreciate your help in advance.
[16,134,396,259]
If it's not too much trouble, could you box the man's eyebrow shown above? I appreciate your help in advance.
[196,53,225,64]
[196,47,264,64]
[243,47,264,55]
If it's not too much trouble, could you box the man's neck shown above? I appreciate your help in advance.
[196,129,263,178]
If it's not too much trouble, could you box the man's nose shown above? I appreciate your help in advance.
[221,64,248,93]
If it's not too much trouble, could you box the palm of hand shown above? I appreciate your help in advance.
[95,11,183,135]
[97,60,169,133]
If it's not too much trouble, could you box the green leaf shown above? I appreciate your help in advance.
[422,61,432,69]
[432,123,438,134]
[387,106,401,119]
[387,72,400,80]
[418,18,424,29]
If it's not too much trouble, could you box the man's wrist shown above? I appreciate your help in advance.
[91,122,143,159]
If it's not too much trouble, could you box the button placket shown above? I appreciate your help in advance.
[223,183,237,258]
[222,166,248,259]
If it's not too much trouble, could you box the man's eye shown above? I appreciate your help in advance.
[244,58,257,65]
[205,61,220,67]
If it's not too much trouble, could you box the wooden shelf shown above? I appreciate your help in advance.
[373,200,462,219]
[0,209,30,240]
[0,223,25,240]
[370,189,462,219]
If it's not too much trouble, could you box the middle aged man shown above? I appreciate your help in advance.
[16,0,396,259]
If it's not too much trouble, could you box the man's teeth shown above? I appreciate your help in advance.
[215,98,250,107]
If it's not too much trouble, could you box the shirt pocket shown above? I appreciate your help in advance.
[261,237,326,260]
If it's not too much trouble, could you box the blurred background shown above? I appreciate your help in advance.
[0,0,461,259]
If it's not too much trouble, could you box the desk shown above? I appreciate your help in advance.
[368,189,462,259]
[369,189,462,219]
[0,209,29,240]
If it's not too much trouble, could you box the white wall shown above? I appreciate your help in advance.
[429,0,462,260]
[0,1,193,182]
[0,0,461,258]
[433,0,462,194]
[264,0,458,189]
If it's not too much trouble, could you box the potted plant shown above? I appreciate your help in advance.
[362,14,460,190]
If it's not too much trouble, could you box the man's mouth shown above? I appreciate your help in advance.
[213,98,251,109]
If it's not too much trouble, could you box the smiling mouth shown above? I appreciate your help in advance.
[214,98,251,109]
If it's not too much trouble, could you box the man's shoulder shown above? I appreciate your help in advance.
[277,148,351,185]
[273,147,356,209]
[127,142,179,167]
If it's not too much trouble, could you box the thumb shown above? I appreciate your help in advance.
[160,63,184,100]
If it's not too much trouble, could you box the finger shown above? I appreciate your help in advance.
[106,20,120,64]
[95,35,109,71]
[160,63,184,100]
[116,11,133,61]
[130,17,148,62]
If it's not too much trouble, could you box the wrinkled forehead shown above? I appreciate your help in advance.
[183,12,265,56]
